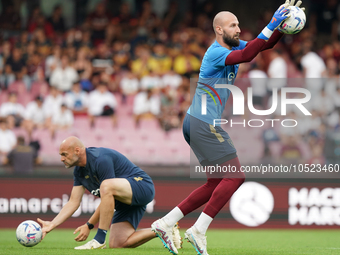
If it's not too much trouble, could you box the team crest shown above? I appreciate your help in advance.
[227,138,235,148]
[134,177,143,182]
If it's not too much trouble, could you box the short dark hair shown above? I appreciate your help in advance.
[17,136,25,145]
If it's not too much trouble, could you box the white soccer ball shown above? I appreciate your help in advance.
[16,220,42,247]
[279,6,306,34]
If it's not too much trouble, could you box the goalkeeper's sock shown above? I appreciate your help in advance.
[193,212,213,235]
[94,228,107,244]
[162,207,184,227]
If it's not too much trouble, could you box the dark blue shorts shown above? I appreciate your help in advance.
[111,174,155,229]
[183,114,237,166]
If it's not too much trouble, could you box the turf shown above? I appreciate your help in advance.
[1,229,340,255]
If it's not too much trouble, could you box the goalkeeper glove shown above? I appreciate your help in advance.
[277,0,305,33]
[258,4,290,40]
[282,0,305,12]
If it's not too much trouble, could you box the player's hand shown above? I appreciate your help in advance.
[74,224,90,242]
[282,0,305,12]
[37,218,55,240]
[267,4,290,31]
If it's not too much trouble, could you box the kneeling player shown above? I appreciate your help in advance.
[38,136,181,249]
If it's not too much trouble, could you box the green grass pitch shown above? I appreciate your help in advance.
[1,229,340,255]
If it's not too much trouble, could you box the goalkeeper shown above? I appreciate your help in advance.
[151,1,305,255]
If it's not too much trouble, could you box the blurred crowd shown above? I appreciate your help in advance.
[0,0,340,168]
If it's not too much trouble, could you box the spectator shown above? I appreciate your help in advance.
[4,48,28,89]
[159,86,180,131]
[26,52,44,83]
[112,49,130,71]
[15,32,30,57]
[64,81,89,114]
[43,86,63,118]
[73,47,93,84]
[162,70,183,90]
[137,0,160,39]
[131,46,157,78]
[310,0,339,43]
[307,144,325,165]
[322,58,339,96]
[34,28,52,57]
[47,5,66,34]
[47,104,74,139]
[0,4,21,31]
[0,92,25,129]
[312,88,334,116]
[87,2,111,44]
[45,45,61,80]
[133,89,160,128]
[120,71,139,104]
[111,2,135,41]
[27,6,42,32]
[248,64,268,107]
[88,83,117,127]
[28,14,54,39]
[300,39,326,94]
[140,70,163,90]
[23,96,47,139]
[162,1,181,32]
[0,118,16,156]
[91,43,113,73]
[280,135,303,165]
[2,136,40,173]
[173,44,200,75]
[152,43,172,75]
[267,49,287,91]
[77,30,93,49]
[50,55,79,92]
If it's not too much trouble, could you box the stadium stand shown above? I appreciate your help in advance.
[0,0,339,167]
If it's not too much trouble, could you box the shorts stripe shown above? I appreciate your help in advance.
[209,124,225,143]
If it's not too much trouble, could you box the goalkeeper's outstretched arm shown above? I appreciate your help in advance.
[225,3,290,65]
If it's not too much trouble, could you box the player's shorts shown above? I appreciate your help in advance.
[112,174,154,229]
[183,114,237,166]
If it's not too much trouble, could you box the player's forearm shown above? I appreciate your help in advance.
[225,38,267,65]
[51,201,80,228]
[88,205,100,225]
[261,29,284,51]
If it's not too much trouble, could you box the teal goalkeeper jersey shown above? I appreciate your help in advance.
[188,39,247,125]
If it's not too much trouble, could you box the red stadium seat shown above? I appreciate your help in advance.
[30,82,49,98]
[0,91,8,104]
[8,81,27,95]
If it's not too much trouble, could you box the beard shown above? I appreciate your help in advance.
[64,155,80,168]
[222,31,240,47]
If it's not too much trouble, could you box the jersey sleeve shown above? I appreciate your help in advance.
[208,47,232,68]
[73,167,82,186]
[95,155,116,183]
